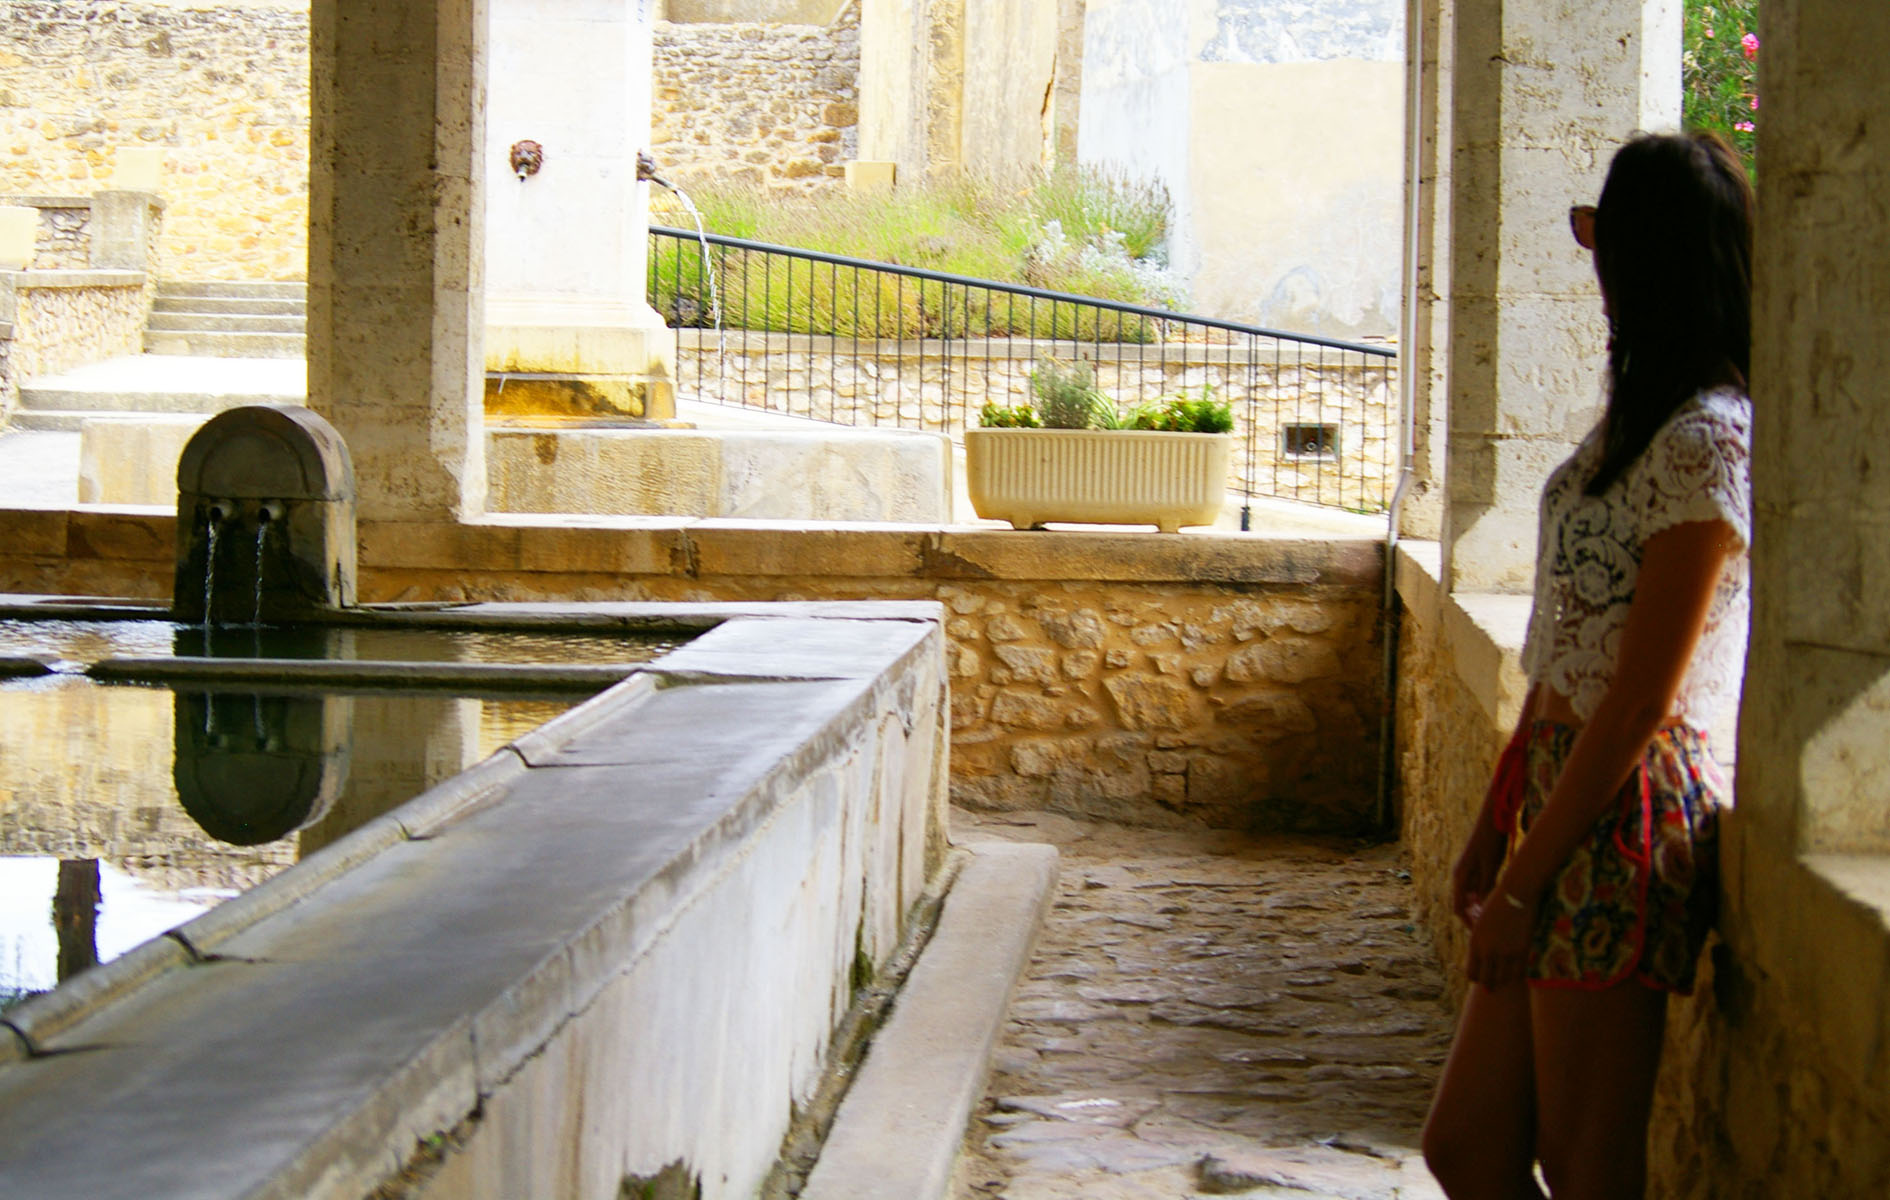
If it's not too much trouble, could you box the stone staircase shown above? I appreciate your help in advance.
[144,280,306,358]
[10,281,306,431]
[11,351,305,433]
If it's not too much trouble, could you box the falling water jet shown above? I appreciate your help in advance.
[640,153,727,402]
[201,506,223,652]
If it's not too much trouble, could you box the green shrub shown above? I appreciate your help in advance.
[1683,1,1759,175]
[1125,386,1235,433]
[978,402,1042,428]
[649,166,1176,343]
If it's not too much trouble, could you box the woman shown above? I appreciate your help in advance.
[1422,131,1755,1200]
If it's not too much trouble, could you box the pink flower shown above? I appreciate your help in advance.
[1734,121,1755,133]
[1704,26,1715,38]
[1749,95,1759,111]
[1742,32,1760,59]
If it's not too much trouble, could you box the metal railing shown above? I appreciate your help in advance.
[648,225,1398,514]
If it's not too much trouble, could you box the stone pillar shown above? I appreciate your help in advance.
[1397,0,1451,540]
[307,0,488,524]
[1439,0,1680,592]
[1741,2,1890,858]
[858,0,965,183]
[483,0,675,425]
[88,192,162,273]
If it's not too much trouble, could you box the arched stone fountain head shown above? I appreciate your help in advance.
[174,405,357,624]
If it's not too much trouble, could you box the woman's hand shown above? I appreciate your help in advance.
[1466,887,1537,990]
[1450,818,1507,928]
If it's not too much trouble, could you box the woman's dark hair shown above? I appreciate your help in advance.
[1586,131,1754,495]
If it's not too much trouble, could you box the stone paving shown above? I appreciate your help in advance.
[954,811,1453,1200]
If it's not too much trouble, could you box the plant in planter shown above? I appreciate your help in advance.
[966,358,1234,532]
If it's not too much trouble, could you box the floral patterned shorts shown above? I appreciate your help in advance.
[1510,721,1726,994]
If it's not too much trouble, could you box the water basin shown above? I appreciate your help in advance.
[0,616,689,1011]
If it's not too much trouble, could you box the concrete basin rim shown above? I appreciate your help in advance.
[0,604,940,1063]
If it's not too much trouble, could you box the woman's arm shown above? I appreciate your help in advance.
[1465,517,1740,987]
[1450,684,1542,926]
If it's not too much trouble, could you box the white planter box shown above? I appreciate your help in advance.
[964,428,1232,532]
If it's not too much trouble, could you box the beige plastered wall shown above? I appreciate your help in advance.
[957,0,1061,179]
[857,0,1066,183]
[0,510,1389,836]
[0,1,310,283]
[1190,59,1404,338]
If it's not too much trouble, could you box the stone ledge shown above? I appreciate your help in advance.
[1394,540,1529,729]
[4,269,145,290]
[801,841,1058,1200]
[1730,839,1890,1117]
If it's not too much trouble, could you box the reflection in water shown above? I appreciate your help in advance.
[0,614,685,1007]
[174,690,352,846]
[53,859,99,982]
[0,677,587,1008]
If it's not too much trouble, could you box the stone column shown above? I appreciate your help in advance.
[1741,2,1890,857]
[1439,0,1680,592]
[1397,0,1452,540]
[307,0,488,524]
[858,0,965,183]
[483,0,675,426]
[88,191,162,273]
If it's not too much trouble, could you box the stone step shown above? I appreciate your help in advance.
[146,312,305,334]
[155,280,306,301]
[150,296,306,317]
[16,383,297,417]
[144,330,306,358]
[10,397,276,433]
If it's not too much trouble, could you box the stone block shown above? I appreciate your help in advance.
[0,206,37,270]
[990,689,1064,730]
[844,160,895,192]
[1225,637,1341,684]
[691,524,927,579]
[1102,673,1198,731]
[78,415,204,506]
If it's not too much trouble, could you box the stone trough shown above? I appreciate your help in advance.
[0,598,950,1198]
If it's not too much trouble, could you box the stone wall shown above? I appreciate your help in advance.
[0,511,1390,834]
[1392,542,1529,1002]
[651,13,860,194]
[5,272,147,392]
[0,1,310,282]
[677,336,1400,510]
[16,201,91,269]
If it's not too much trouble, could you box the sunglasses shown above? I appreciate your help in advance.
[1569,204,1597,250]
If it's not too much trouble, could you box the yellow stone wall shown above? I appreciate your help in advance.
[0,2,310,282]
[0,511,1389,833]
[9,277,147,385]
[650,14,859,195]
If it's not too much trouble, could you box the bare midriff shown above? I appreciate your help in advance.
[1533,686,1583,730]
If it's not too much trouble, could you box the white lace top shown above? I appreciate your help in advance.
[1520,387,1752,727]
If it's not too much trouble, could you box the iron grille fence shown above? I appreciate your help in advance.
[648,225,1397,515]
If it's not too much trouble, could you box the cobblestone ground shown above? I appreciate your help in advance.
[954,811,1454,1200]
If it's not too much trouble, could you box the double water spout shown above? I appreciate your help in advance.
[199,500,287,638]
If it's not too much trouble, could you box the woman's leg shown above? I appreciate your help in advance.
[1529,981,1669,1199]
[1422,979,1545,1200]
